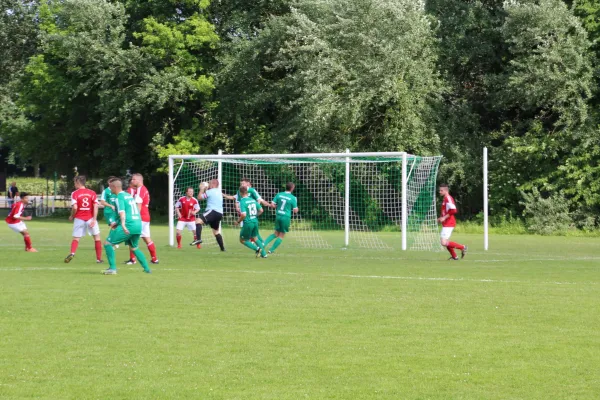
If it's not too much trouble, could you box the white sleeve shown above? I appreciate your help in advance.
[193,203,200,210]
[71,192,77,206]
[14,203,24,218]
[175,200,182,208]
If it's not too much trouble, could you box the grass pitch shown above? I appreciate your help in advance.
[0,221,598,399]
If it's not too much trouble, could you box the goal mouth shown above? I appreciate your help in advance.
[169,151,442,251]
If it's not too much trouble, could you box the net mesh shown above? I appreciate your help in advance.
[171,154,441,250]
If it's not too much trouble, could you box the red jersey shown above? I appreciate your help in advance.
[5,201,25,224]
[176,196,200,222]
[71,188,98,221]
[441,194,457,228]
[129,186,151,222]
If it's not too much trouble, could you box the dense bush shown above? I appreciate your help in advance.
[520,188,573,235]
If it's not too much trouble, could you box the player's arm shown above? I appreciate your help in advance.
[235,212,246,225]
[192,202,200,216]
[222,193,236,200]
[293,198,299,214]
[175,199,183,219]
[69,194,77,221]
[118,198,128,233]
[135,192,143,211]
[90,197,99,227]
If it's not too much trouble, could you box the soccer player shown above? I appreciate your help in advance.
[175,187,200,249]
[223,178,270,242]
[65,175,103,264]
[438,183,467,260]
[102,179,151,275]
[264,182,299,254]
[100,176,119,227]
[124,173,159,265]
[236,186,267,258]
[191,179,226,251]
[5,192,37,252]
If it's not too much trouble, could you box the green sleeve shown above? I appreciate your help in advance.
[257,201,263,212]
[292,196,298,209]
[250,188,261,201]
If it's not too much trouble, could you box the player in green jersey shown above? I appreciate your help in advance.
[264,182,299,254]
[100,176,119,227]
[224,178,270,243]
[235,186,268,258]
[102,179,151,275]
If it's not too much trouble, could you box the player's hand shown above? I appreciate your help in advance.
[122,226,129,235]
[23,216,32,221]
[110,205,116,210]
[234,221,239,227]
[110,222,117,229]
[437,217,444,223]
[89,219,96,228]
[68,215,74,221]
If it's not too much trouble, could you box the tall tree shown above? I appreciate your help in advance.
[216,0,443,154]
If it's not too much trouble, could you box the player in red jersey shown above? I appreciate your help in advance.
[65,175,103,263]
[175,187,201,249]
[124,173,159,264]
[5,192,37,252]
[438,184,467,260]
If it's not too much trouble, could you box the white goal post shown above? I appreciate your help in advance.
[168,151,442,251]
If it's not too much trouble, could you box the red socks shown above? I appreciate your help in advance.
[94,240,102,261]
[70,239,79,254]
[24,235,32,250]
[448,241,465,250]
[446,246,457,258]
[147,241,157,262]
[176,234,182,246]
[130,249,136,262]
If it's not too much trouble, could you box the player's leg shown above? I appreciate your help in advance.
[192,215,206,245]
[125,247,137,265]
[252,225,267,258]
[270,231,286,254]
[176,221,185,248]
[240,224,259,252]
[141,223,158,264]
[89,220,103,263]
[440,228,458,260]
[263,231,277,248]
[18,226,37,252]
[103,227,127,274]
[209,215,225,251]
[130,235,151,273]
[66,219,85,263]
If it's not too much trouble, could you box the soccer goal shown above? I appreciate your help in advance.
[168,151,442,251]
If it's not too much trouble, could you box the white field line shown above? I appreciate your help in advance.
[0,266,597,286]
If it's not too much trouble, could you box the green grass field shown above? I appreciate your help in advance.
[1,221,599,399]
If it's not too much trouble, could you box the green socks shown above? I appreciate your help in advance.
[133,248,150,271]
[104,244,116,269]
[270,238,283,252]
[243,240,259,251]
[255,238,267,257]
[263,234,276,247]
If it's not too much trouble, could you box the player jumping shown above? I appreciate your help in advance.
[224,178,270,243]
[264,182,299,254]
[438,183,467,260]
[124,173,159,265]
[236,186,267,258]
[175,187,201,248]
[5,192,37,252]
[191,179,225,251]
[102,179,151,274]
[65,175,103,264]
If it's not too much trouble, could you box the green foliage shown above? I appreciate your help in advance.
[217,0,442,154]
[521,187,574,235]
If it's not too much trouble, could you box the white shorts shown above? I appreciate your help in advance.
[141,222,151,238]
[440,227,454,240]
[176,221,196,232]
[8,222,27,233]
[72,218,100,237]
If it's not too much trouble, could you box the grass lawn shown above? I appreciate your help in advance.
[0,221,598,399]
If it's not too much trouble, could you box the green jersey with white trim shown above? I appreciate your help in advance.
[239,196,262,223]
[116,191,142,234]
[272,191,298,218]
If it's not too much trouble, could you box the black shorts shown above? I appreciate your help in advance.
[199,210,223,230]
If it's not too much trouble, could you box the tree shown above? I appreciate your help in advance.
[216,0,443,154]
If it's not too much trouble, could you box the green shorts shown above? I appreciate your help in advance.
[275,217,291,233]
[106,226,140,248]
[240,222,258,240]
[105,215,118,227]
